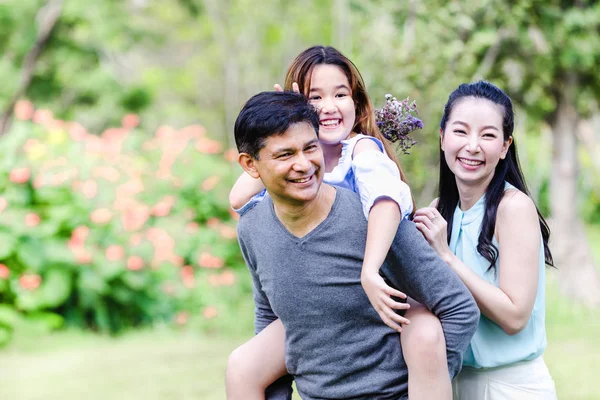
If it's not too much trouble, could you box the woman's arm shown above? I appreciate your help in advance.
[353,138,410,332]
[414,190,540,335]
[229,172,266,210]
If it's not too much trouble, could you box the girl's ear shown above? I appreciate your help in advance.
[238,153,260,179]
[500,136,513,159]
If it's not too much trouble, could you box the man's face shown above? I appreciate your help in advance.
[247,122,324,207]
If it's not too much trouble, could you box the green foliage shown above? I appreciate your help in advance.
[0,104,249,346]
[0,0,156,131]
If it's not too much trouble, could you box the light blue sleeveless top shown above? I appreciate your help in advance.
[449,183,547,369]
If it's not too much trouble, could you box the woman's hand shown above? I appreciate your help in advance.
[274,82,300,92]
[361,270,410,332]
[413,207,452,261]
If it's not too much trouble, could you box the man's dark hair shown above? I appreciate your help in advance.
[234,91,319,159]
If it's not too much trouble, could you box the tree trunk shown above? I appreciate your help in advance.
[0,0,63,136]
[204,0,238,151]
[550,72,600,307]
[333,0,351,53]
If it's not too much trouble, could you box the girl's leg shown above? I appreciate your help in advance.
[226,319,288,400]
[401,299,451,400]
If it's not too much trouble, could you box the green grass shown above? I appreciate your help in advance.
[2,225,600,400]
[0,329,246,400]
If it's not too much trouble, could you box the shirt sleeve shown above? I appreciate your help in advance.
[237,232,278,333]
[232,189,267,217]
[238,224,293,400]
[351,148,413,220]
[381,219,480,379]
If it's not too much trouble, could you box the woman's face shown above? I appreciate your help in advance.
[307,64,356,147]
[441,97,512,189]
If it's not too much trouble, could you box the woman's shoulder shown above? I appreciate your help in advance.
[497,187,537,223]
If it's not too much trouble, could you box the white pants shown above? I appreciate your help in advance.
[453,356,557,400]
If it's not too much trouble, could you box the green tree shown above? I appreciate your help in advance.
[0,0,153,134]
[369,0,600,305]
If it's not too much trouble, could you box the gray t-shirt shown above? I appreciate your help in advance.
[237,186,479,400]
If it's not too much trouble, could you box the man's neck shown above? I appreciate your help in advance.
[273,185,337,238]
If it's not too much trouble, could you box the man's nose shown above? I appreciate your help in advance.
[293,152,311,171]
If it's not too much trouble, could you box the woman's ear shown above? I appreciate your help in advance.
[238,153,260,179]
[440,128,445,151]
[500,136,513,159]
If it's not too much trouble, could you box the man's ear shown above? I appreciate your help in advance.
[238,153,260,179]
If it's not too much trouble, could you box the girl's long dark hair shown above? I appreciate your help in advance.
[437,81,554,271]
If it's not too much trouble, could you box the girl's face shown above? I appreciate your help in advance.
[307,64,356,146]
[441,97,512,189]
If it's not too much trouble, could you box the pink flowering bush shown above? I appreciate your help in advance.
[0,101,250,345]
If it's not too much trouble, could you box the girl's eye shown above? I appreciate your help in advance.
[309,96,321,101]
[336,93,348,98]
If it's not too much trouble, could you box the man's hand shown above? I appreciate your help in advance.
[361,270,410,332]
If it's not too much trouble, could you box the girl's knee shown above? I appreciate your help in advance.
[402,308,446,362]
[226,345,255,390]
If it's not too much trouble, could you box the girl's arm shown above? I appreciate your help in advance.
[229,172,266,211]
[414,190,540,335]
[352,138,411,332]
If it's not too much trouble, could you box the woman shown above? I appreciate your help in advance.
[414,81,557,399]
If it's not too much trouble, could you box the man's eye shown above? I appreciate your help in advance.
[306,145,317,151]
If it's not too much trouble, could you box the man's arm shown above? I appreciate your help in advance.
[380,219,480,378]
[238,232,293,400]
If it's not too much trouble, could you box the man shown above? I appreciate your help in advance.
[232,91,479,399]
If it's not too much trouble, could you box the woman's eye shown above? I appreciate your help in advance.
[454,130,466,135]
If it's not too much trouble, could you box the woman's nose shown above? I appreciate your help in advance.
[466,135,481,152]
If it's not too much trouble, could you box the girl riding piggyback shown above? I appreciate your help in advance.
[227,46,462,400]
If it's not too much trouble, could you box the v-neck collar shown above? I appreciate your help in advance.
[267,189,340,243]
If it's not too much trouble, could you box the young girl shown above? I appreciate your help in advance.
[227,46,460,400]
[414,81,557,399]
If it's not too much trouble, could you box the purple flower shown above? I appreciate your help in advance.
[374,94,423,154]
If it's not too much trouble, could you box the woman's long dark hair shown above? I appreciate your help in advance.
[437,81,554,271]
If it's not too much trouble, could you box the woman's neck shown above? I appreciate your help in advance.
[456,175,495,211]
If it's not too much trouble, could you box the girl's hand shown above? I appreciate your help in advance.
[274,82,300,93]
[361,270,410,332]
[413,207,452,260]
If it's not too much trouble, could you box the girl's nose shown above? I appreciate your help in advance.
[320,97,335,113]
